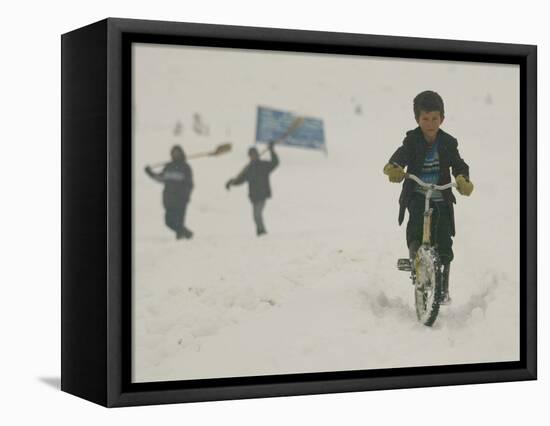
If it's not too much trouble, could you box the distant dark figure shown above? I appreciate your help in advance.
[145,145,194,240]
[173,120,183,136]
[226,142,279,236]
[193,112,209,136]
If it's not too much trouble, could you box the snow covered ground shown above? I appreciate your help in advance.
[132,43,520,382]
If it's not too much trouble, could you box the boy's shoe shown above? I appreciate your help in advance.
[439,263,451,305]
[176,228,193,240]
[440,292,452,305]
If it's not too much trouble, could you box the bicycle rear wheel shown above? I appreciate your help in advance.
[414,246,443,326]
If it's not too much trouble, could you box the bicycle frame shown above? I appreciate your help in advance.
[395,173,458,326]
[405,173,457,246]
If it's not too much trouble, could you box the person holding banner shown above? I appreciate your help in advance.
[145,145,194,240]
[225,142,279,236]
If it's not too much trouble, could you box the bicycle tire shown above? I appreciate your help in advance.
[413,246,443,326]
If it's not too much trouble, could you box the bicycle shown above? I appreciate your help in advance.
[396,173,457,327]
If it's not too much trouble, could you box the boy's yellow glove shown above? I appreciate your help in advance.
[456,175,474,196]
[383,163,405,183]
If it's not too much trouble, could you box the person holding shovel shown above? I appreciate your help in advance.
[225,142,279,236]
[145,145,194,240]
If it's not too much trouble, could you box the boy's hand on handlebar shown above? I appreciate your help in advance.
[456,175,474,196]
[383,163,405,183]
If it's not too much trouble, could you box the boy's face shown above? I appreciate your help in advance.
[416,110,444,142]
[171,149,183,161]
[248,150,259,161]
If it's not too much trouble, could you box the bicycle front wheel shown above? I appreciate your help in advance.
[414,246,443,326]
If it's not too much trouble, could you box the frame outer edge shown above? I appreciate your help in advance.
[106,17,125,407]
[97,18,537,407]
[61,19,109,407]
[105,17,536,56]
[525,45,537,379]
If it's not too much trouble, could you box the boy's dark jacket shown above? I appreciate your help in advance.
[389,127,469,236]
[146,160,194,209]
[233,150,279,202]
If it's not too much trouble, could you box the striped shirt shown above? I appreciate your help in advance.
[415,139,444,201]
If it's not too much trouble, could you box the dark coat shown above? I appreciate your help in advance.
[388,127,469,236]
[233,151,279,202]
[146,160,194,209]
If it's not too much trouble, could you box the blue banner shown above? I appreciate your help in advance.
[255,106,326,152]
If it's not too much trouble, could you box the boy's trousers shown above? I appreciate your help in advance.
[252,199,266,233]
[406,192,454,265]
[164,203,188,234]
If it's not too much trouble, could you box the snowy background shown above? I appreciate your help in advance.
[132,43,520,382]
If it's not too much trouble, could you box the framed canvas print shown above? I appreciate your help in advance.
[61,18,537,407]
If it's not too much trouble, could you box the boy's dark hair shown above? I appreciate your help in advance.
[171,145,186,160]
[413,90,445,120]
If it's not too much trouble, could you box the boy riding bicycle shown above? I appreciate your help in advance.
[383,91,474,304]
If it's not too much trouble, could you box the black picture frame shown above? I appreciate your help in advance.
[61,17,537,407]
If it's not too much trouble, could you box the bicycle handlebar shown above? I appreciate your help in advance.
[405,173,457,191]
